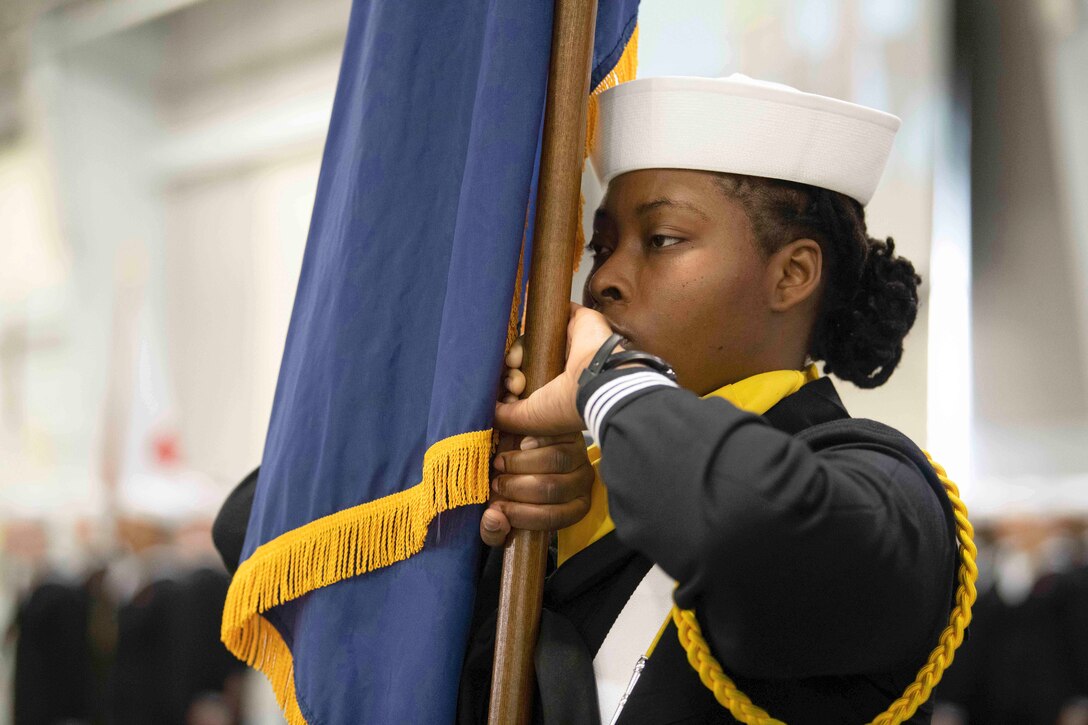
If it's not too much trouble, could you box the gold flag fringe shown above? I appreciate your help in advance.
[231,612,307,724]
[585,24,639,159]
[574,24,639,273]
[221,428,494,724]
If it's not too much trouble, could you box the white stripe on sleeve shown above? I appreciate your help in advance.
[583,371,677,445]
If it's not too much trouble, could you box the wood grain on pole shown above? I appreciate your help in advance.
[487,0,599,723]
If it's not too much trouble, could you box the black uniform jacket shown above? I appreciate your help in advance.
[215,376,958,725]
[460,375,958,725]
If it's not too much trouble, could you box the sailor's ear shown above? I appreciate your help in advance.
[767,238,822,313]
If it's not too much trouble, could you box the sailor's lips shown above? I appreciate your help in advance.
[607,322,635,348]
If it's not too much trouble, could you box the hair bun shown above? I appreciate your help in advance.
[819,237,921,388]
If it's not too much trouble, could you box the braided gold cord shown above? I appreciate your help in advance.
[673,451,978,725]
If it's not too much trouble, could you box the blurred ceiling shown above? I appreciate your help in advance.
[0,0,212,139]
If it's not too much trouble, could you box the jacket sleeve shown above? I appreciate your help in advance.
[576,368,956,679]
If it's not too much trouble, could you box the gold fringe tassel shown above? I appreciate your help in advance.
[509,197,530,348]
[221,428,494,724]
[231,612,307,725]
[585,24,640,159]
[574,24,639,273]
[671,451,978,725]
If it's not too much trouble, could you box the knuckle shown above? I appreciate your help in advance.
[550,448,571,472]
[537,474,557,502]
[505,506,532,530]
[540,477,563,505]
[541,509,561,531]
[500,452,522,474]
[544,505,570,529]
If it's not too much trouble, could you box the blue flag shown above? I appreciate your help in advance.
[221,2,639,722]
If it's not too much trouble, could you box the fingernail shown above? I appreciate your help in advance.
[520,436,538,450]
[482,513,501,532]
[493,456,505,472]
[505,376,514,388]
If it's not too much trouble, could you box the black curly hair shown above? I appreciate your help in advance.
[715,173,921,388]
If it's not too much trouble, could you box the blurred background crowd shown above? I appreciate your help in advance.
[1,0,1087,723]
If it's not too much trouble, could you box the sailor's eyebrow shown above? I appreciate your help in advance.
[635,197,710,221]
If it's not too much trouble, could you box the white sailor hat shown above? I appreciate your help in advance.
[590,74,901,206]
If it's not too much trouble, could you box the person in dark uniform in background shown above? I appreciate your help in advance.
[216,75,962,723]
[12,579,95,725]
[934,518,1088,724]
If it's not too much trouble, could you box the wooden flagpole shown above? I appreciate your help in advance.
[488,0,599,722]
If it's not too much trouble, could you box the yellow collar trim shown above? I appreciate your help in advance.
[557,365,820,566]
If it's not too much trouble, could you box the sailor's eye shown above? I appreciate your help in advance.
[649,235,684,249]
[586,238,611,258]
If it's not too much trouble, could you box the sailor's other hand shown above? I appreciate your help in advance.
[479,432,593,547]
[493,302,614,436]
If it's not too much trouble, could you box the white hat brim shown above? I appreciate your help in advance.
[590,75,901,206]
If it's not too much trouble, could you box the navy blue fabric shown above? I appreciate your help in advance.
[239,1,638,722]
